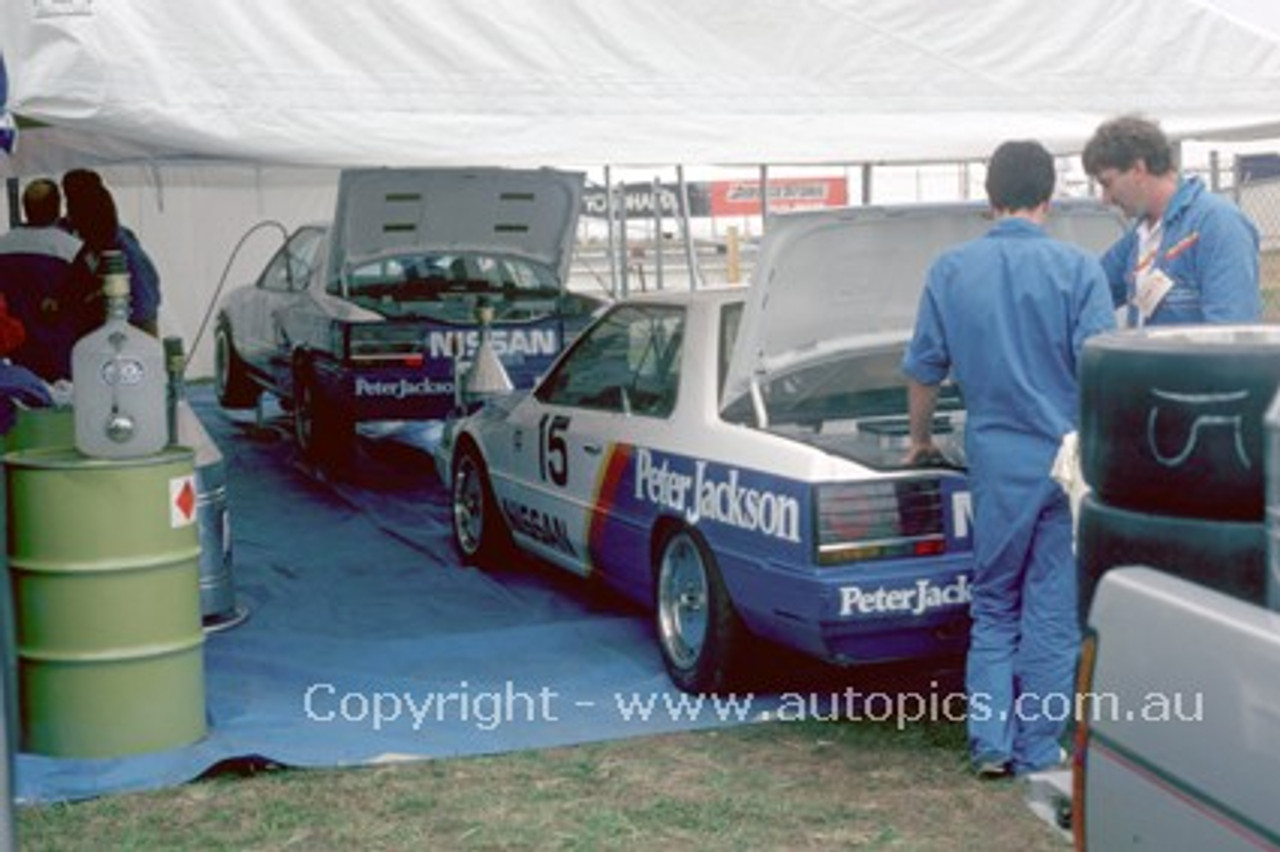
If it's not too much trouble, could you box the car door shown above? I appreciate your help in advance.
[496,303,686,577]
[241,227,325,390]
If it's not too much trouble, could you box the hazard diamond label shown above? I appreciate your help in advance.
[170,474,197,528]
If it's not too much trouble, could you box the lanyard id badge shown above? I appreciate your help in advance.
[1133,268,1174,325]
[1128,220,1167,327]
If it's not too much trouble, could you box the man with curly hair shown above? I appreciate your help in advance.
[1082,114,1260,326]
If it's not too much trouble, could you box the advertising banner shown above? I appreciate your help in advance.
[582,177,848,219]
[581,184,710,219]
[708,177,848,216]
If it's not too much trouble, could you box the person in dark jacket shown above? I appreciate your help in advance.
[63,176,162,337]
[0,293,53,434]
[0,177,82,381]
[62,169,162,335]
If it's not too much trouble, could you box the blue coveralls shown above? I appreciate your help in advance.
[1100,176,1260,324]
[902,217,1116,773]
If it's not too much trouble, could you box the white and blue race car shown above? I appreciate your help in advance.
[439,199,1124,693]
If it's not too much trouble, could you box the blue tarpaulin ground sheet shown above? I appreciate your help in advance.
[12,386,959,804]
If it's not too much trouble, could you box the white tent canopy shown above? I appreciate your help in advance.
[2,0,1280,379]
[4,0,1280,173]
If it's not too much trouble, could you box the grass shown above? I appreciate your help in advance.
[17,718,1068,851]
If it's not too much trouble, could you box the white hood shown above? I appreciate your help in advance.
[324,167,584,288]
[721,199,1126,415]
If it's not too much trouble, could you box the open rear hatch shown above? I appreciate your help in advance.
[326,167,584,295]
[721,199,1126,470]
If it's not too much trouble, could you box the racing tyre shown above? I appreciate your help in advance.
[214,320,260,409]
[655,527,751,694]
[1080,325,1280,521]
[1076,492,1266,622]
[293,360,355,470]
[450,442,511,566]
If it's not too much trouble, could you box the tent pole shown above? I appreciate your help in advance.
[618,181,630,298]
[604,166,619,299]
[0,634,12,852]
[652,176,664,291]
[5,178,17,229]
[758,164,769,225]
[676,165,700,291]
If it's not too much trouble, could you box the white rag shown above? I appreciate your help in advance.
[1051,431,1089,549]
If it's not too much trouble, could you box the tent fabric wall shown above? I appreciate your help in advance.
[4,0,1280,173]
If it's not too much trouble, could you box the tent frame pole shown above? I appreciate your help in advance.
[676,165,700,290]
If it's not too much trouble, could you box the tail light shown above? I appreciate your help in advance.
[337,322,426,367]
[815,478,947,565]
[1072,630,1099,851]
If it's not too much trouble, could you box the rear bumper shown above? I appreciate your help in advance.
[312,359,545,423]
[723,550,974,665]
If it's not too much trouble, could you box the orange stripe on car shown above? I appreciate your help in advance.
[587,444,633,572]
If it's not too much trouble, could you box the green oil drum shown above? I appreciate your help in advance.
[5,446,206,758]
[2,407,74,453]
[0,407,75,760]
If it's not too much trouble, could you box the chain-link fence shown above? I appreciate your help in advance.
[574,163,1280,314]
[1237,178,1280,320]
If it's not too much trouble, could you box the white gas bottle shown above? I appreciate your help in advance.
[71,250,167,458]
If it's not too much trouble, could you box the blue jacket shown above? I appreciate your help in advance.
[903,217,1116,482]
[118,226,161,327]
[1100,177,1260,324]
[66,226,163,341]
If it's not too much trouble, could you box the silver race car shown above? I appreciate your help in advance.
[213,167,601,468]
[440,199,1124,692]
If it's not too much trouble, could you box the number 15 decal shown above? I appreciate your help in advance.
[538,414,571,486]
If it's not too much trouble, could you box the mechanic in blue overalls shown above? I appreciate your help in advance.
[901,141,1116,778]
[1082,114,1260,326]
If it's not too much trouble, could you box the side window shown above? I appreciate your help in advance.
[537,304,684,417]
[259,228,323,293]
[718,301,744,403]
